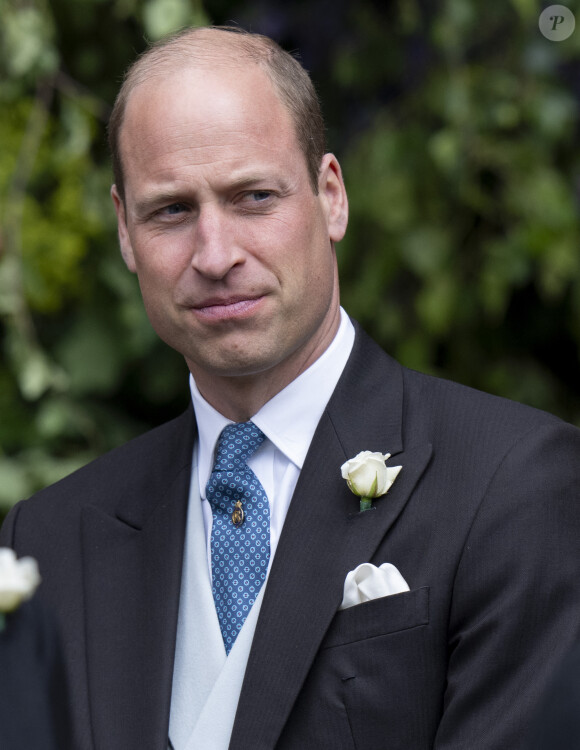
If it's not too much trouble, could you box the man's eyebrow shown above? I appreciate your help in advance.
[226,173,290,191]
[130,173,293,215]
[139,176,287,202]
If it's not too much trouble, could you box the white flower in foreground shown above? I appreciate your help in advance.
[0,548,41,613]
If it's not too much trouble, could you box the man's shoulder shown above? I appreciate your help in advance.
[10,406,195,518]
[348,323,573,440]
[404,362,561,421]
[401,359,567,437]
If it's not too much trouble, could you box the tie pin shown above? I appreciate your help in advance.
[231,501,245,527]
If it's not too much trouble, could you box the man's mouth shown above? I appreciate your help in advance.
[191,295,265,321]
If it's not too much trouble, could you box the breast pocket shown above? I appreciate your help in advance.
[322,586,430,649]
[316,587,435,749]
[279,588,434,750]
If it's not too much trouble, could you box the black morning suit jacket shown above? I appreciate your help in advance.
[2,324,580,750]
[527,641,580,750]
[0,597,71,750]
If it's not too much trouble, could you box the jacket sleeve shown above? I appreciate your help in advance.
[434,420,580,749]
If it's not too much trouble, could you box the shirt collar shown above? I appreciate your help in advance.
[190,307,355,493]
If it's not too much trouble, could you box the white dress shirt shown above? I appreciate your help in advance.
[190,307,355,577]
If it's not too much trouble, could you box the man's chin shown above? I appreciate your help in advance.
[185,346,284,381]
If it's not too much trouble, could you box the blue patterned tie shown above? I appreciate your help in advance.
[205,421,270,654]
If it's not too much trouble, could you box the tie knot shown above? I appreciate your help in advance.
[214,421,266,468]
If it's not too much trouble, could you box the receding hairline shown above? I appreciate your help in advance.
[109,26,327,196]
[120,44,286,127]
[117,27,308,132]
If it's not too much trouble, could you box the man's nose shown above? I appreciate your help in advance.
[190,205,244,280]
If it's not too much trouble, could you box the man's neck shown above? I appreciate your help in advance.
[193,376,284,422]
[188,311,342,422]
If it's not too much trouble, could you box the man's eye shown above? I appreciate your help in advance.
[237,190,274,205]
[163,203,187,215]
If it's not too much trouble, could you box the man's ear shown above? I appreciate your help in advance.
[111,185,137,273]
[317,153,349,244]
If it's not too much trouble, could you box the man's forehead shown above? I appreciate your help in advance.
[121,61,289,147]
[123,59,278,129]
[117,62,303,198]
[128,49,268,100]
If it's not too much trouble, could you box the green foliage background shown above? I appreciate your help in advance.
[1,0,580,512]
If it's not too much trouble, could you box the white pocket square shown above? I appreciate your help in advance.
[339,562,410,610]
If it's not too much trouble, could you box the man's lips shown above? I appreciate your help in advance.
[190,295,265,321]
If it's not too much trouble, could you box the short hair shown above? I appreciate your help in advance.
[108,26,327,200]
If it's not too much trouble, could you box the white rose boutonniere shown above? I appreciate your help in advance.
[0,548,41,631]
[341,451,402,512]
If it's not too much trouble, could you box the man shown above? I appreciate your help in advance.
[2,26,580,750]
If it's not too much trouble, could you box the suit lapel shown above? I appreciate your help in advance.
[82,410,195,750]
[231,329,432,748]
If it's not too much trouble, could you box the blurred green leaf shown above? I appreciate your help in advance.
[143,0,209,39]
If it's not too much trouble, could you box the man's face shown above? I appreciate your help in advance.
[112,62,347,398]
